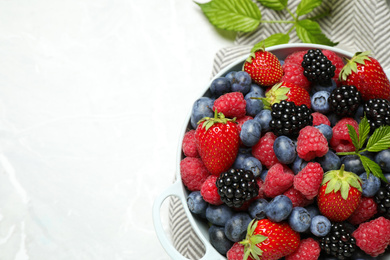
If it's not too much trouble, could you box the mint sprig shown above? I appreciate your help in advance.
[337,116,390,182]
[197,0,337,47]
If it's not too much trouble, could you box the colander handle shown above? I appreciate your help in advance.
[153,179,224,260]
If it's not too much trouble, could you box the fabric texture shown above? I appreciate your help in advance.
[168,1,390,259]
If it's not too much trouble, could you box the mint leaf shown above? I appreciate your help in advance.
[197,0,262,32]
[257,0,287,11]
[347,124,359,152]
[296,0,323,16]
[366,126,390,152]
[296,19,337,46]
[251,33,290,51]
[358,116,370,150]
[359,154,387,182]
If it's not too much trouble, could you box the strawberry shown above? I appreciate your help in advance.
[243,47,283,87]
[259,81,311,109]
[195,110,239,176]
[240,219,300,260]
[339,51,390,101]
[317,164,362,222]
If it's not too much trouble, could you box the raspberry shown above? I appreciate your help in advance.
[330,117,359,153]
[180,157,210,191]
[311,112,331,126]
[227,242,253,260]
[182,130,199,158]
[297,126,328,161]
[284,50,306,65]
[285,237,321,260]
[283,187,313,207]
[252,132,279,169]
[293,162,324,200]
[281,62,311,91]
[352,216,390,257]
[263,163,294,198]
[348,197,378,225]
[322,49,345,84]
[213,92,246,118]
[200,175,223,205]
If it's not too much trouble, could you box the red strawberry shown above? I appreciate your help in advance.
[259,81,311,109]
[317,165,362,222]
[195,111,239,176]
[243,47,283,87]
[339,51,390,101]
[240,219,300,260]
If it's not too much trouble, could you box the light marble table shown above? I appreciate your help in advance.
[0,0,235,259]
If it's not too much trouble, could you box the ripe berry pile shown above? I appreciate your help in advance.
[181,48,390,260]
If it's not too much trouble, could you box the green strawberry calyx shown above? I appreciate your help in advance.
[239,219,267,260]
[251,82,289,110]
[339,50,372,82]
[197,109,236,131]
[321,164,362,200]
[245,46,265,63]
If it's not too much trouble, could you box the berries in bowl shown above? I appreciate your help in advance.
[153,43,390,260]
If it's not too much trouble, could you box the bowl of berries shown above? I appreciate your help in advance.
[153,43,390,260]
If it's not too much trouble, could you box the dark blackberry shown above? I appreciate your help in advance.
[363,98,390,132]
[374,183,390,219]
[269,100,312,138]
[216,168,258,208]
[328,85,362,117]
[319,222,356,260]
[302,49,336,86]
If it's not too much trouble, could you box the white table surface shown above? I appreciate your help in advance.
[0,0,236,259]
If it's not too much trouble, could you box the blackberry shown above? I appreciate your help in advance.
[363,98,390,132]
[328,85,362,117]
[319,222,356,260]
[216,168,259,208]
[269,100,312,138]
[302,49,336,86]
[374,183,390,219]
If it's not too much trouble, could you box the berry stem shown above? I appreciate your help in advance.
[286,7,297,21]
[339,164,345,177]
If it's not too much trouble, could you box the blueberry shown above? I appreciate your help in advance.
[310,215,331,237]
[359,173,381,197]
[242,156,262,178]
[187,191,208,217]
[288,207,311,233]
[310,79,337,94]
[259,170,268,181]
[248,198,268,219]
[225,71,236,83]
[314,124,333,142]
[245,91,264,117]
[341,155,365,175]
[316,150,341,172]
[240,120,262,147]
[311,90,331,114]
[265,195,293,222]
[384,173,390,182]
[190,97,214,129]
[250,84,265,97]
[273,136,297,164]
[224,213,252,242]
[208,225,234,255]
[375,149,390,172]
[210,77,231,97]
[279,59,285,66]
[233,151,251,169]
[354,105,364,123]
[230,71,251,95]
[305,205,320,219]
[206,204,234,226]
[292,156,309,174]
[254,109,272,132]
[352,248,377,260]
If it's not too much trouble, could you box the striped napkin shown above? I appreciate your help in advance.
[169,1,390,259]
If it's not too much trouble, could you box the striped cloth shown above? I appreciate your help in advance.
[169,1,390,259]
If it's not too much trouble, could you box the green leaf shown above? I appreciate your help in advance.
[347,124,359,152]
[366,126,390,152]
[257,0,287,10]
[358,116,370,150]
[197,0,262,32]
[295,19,337,46]
[360,155,387,182]
[251,33,290,52]
[296,0,322,16]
